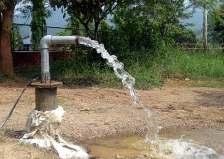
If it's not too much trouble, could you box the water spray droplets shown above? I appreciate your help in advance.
[79,37,138,103]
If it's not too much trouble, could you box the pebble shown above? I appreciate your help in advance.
[80,108,90,111]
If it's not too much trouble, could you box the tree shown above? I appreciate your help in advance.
[31,0,47,49]
[16,0,49,49]
[144,0,189,40]
[50,0,124,40]
[107,0,190,52]
[0,0,16,75]
[210,3,224,44]
[190,0,220,50]
[12,24,23,50]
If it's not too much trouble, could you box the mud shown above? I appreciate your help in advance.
[0,80,224,158]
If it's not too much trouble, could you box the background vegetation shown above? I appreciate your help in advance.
[1,0,224,89]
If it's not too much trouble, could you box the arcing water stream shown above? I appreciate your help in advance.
[79,36,165,142]
[78,37,224,159]
[78,37,139,104]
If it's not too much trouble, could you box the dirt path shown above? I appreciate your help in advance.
[0,81,224,158]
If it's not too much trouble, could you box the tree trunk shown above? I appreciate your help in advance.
[94,21,100,41]
[83,23,92,38]
[0,8,14,76]
[203,6,208,50]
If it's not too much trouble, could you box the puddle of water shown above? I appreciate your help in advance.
[160,128,224,154]
[87,129,224,159]
[88,136,151,159]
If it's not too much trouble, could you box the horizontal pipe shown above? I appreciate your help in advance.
[40,35,79,83]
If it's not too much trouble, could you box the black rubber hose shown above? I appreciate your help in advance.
[0,76,39,129]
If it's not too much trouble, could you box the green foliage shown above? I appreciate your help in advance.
[49,0,196,52]
[56,29,72,36]
[16,47,224,89]
[113,6,161,51]
[190,0,220,9]
[210,4,224,44]
[162,48,224,79]
[31,0,47,49]
[48,48,224,89]
[99,0,195,55]
[12,25,23,50]
[169,26,197,45]
[50,0,122,39]
[57,17,85,36]
[50,54,120,87]
[0,0,15,11]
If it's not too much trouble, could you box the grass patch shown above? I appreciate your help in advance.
[163,49,224,80]
[14,48,224,89]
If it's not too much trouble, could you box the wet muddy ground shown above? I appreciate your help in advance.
[87,128,224,159]
[0,80,223,158]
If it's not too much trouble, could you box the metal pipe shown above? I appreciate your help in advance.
[40,35,79,82]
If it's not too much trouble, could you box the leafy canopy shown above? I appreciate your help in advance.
[0,0,16,11]
[190,0,220,9]
[210,3,224,43]
[49,0,126,39]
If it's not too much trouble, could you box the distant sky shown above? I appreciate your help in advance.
[185,8,203,37]
[183,0,203,37]
[14,7,68,26]
[14,8,69,43]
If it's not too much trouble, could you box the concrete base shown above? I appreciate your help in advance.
[31,81,62,111]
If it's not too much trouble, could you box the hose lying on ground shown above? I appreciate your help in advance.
[0,77,39,129]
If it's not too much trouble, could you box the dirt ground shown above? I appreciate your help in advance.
[0,80,224,158]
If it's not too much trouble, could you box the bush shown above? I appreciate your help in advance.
[15,47,224,89]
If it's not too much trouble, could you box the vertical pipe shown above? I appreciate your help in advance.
[40,35,51,82]
[41,48,51,82]
[40,35,80,83]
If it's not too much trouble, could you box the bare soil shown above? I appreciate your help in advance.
[0,80,224,158]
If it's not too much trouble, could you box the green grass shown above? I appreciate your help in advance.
[163,49,224,80]
[11,48,224,89]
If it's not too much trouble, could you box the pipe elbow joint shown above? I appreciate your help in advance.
[40,35,52,49]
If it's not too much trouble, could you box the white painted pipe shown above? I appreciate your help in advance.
[40,35,80,82]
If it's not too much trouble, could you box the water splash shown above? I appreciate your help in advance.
[144,109,161,144]
[157,139,224,159]
[78,37,161,146]
[78,37,139,104]
[87,135,224,159]
[76,37,224,159]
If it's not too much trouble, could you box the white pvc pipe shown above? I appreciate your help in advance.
[40,35,80,82]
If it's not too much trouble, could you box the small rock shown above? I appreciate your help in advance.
[136,106,144,110]
[168,104,175,110]
[80,107,90,112]
[115,154,125,159]
[104,121,110,125]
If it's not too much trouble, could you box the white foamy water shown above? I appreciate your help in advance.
[21,106,89,159]
[155,139,224,159]
[78,37,139,103]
